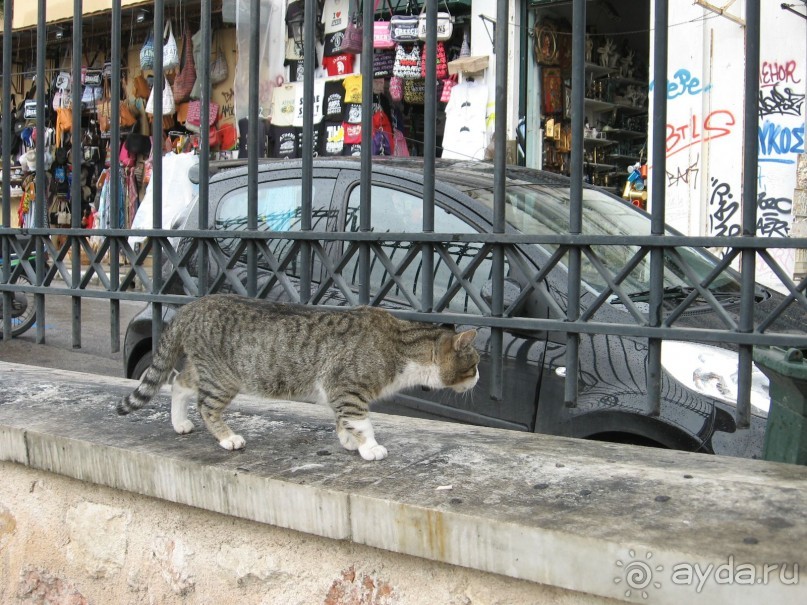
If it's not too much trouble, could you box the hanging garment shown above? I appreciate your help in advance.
[441,80,489,161]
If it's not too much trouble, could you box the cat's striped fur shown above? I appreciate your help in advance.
[119,294,479,460]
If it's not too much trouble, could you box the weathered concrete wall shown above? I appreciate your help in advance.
[1,362,806,604]
[1,461,604,605]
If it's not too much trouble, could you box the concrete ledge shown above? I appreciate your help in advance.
[0,361,805,603]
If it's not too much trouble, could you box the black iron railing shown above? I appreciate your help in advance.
[1,0,806,434]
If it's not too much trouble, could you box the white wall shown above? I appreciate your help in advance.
[471,0,521,150]
[649,2,806,291]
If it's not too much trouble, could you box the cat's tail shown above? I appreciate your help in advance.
[118,320,184,415]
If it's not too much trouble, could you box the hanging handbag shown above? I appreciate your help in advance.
[120,100,139,129]
[389,76,403,102]
[373,49,396,77]
[403,79,425,105]
[140,30,155,71]
[393,42,422,80]
[146,76,176,115]
[421,41,448,79]
[163,20,180,71]
[392,128,409,156]
[83,69,103,87]
[97,80,112,133]
[23,99,37,120]
[133,72,151,99]
[390,14,419,42]
[57,197,72,227]
[341,0,364,55]
[172,27,197,103]
[81,85,103,107]
[373,0,394,49]
[210,34,229,84]
[185,100,219,133]
[417,0,454,42]
[440,74,457,103]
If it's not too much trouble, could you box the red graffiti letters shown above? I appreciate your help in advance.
[666,110,736,158]
[760,61,801,87]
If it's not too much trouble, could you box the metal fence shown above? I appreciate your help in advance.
[1,0,806,434]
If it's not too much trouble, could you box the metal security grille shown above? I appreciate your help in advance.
[1,0,806,435]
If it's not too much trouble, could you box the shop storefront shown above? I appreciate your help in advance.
[523,0,651,205]
[0,0,505,231]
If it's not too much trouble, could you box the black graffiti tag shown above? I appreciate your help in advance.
[708,178,741,236]
[220,88,236,119]
[759,85,805,117]
[756,191,792,237]
[666,155,700,188]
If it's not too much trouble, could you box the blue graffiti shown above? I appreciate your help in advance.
[758,121,805,164]
[650,68,712,99]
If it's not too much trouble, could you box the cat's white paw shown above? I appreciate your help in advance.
[358,443,388,461]
[173,420,195,435]
[337,428,359,451]
[219,434,246,450]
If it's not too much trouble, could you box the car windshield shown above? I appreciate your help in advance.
[465,185,743,296]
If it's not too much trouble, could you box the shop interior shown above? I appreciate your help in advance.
[528,0,651,205]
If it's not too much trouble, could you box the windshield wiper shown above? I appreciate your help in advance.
[621,285,745,305]
[624,285,696,303]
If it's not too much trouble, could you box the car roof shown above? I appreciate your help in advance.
[190,157,579,194]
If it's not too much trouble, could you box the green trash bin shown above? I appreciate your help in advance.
[753,346,807,465]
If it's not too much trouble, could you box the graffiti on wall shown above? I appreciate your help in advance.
[760,60,801,87]
[756,191,792,237]
[707,177,741,237]
[220,88,236,120]
[650,68,713,99]
[759,85,805,118]
[666,155,700,188]
[758,121,805,164]
[665,110,736,158]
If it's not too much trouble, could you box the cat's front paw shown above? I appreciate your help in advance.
[358,443,388,461]
[173,420,195,435]
[219,434,246,450]
[337,428,359,451]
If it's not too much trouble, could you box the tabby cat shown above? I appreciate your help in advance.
[119,294,479,461]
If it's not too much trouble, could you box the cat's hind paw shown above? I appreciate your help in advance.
[219,434,246,450]
[173,420,195,435]
[337,428,360,451]
[358,443,388,461]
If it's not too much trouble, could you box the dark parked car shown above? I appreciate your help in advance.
[124,157,806,458]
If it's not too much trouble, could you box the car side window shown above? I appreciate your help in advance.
[344,184,502,314]
[215,178,335,276]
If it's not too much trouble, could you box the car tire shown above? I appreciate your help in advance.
[131,350,153,382]
[0,274,38,338]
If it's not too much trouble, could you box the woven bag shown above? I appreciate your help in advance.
[146,76,176,116]
[163,20,180,71]
[210,35,228,85]
[140,30,155,71]
[172,27,196,103]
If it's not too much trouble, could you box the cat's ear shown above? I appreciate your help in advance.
[453,329,477,351]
